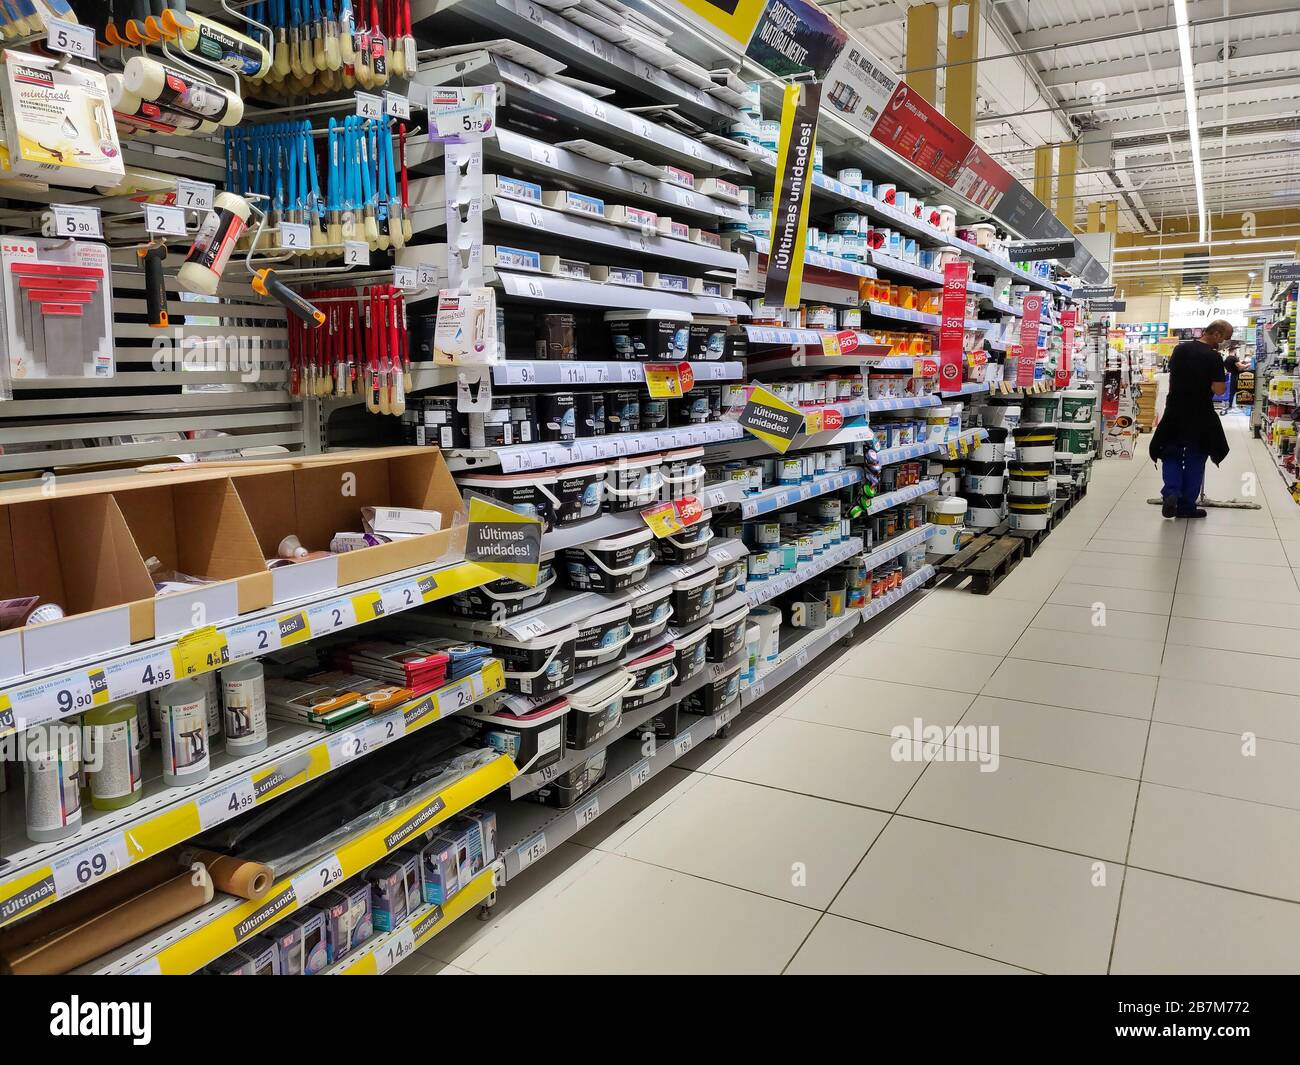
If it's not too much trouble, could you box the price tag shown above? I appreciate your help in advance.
[628,758,652,791]
[520,276,545,299]
[227,619,280,660]
[530,142,558,168]
[328,727,372,769]
[575,796,600,828]
[52,835,129,898]
[384,91,411,119]
[674,732,694,757]
[144,203,187,237]
[279,222,311,251]
[291,854,345,905]
[393,266,418,290]
[380,580,421,616]
[417,262,439,288]
[516,832,548,871]
[196,776,257,829]
[119,647,175,694]
[307,598,355,637]
[175,179,215,213]
[344,240,370,266]
[46,16,95,60]
[796,651,809,670]
[375,927,417,973]
[51,203,102,239]
[171,626,231,678]
[355,91,383,118]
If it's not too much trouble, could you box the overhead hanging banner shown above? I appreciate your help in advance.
[765,81,821,308]
[1009,238,1078,262]
[1073,286,1116,300]
[737,382,806,452]
[869,83,971,187]
[670,0,769,48]
[1088,300,1127,313]
[745,0,847,77]
[1267,261,1300,283]
[823,41,898,135]
[937,261,969,395]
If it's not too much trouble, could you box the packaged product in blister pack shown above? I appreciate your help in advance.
[0,49,124,188]
[0,235,115,380]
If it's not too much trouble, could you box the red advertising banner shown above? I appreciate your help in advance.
[1061,308,1077,359]
[938,261,969,394]
[1054,368,1071,389]
[870,83,971,187]
[1018,294,1045,387]
[949,144,1010,213]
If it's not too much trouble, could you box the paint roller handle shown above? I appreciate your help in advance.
[251,269,325,327]
[138,241,169,328]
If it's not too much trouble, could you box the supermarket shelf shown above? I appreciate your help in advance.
[860,479,940,516]
[744,536,865,607]
[865,302,940,328]
[79,753,519,975]
[740,564,932,705]
[491,360,744,388]
[539,481,746,554]
[950,381,992,396]
[982,296,1024,317]
[494,269,749,317]
[509,647,746,799]
[876,440,940,464]
[745,351,915,374]
[446,419,744,473]
[327,866,500,975]
[863,198,959,249]
[869,250,942,286]
[496,702,741,882]
[739,468,863,519]
[421,0,743,128]
[447,538,746,641]
[867,394,942,413]
[752,237,876,280]
[953,238,1061,293]
[739,324,878,349]
[0,662,506,929]
[0,557,501,737]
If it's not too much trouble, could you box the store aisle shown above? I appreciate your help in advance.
[400,417,1300,975]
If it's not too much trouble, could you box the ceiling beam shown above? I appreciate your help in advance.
[1010,0,1283,52]
[1099,96,1300,137]
[1039,33,1300,88]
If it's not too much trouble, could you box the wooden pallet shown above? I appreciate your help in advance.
[1008,520,1051,555]
[935,526,1025,595]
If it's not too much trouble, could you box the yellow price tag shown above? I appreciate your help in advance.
[804,409,825,434]
[640,501,686,538]
[644,363,685,399]
[821,334,842,357]
[351,590,385,623]
[171,626,231,678]
[947,441,959,459]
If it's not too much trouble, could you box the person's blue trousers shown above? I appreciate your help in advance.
[1161,443,1208,513]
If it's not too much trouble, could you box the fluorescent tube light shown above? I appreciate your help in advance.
[1173,0,1208,243]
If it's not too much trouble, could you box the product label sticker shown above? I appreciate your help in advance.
[428,85,497,142]
[171,626,230,678]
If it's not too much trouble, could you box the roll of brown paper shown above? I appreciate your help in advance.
[0,854,178,957]
[1,864,213,976]
[174,847,273,900]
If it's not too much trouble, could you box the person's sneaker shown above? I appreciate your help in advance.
[1177,508,1208,518]
[1161,496,1178,518]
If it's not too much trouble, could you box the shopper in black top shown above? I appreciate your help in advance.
[1222,344,1246,409]
[1148,319,1233,518]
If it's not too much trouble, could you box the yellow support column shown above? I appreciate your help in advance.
[1104,201,1119,232]
[944,0,981,137]
[905,3,939,105]
[1087,202,1102,233]
[1034,144,1054,207]
[1056,140,1078,229]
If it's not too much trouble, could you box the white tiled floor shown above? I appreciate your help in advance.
[399,415,1300,975]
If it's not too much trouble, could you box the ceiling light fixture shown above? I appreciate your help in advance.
[1173,0,1208,243]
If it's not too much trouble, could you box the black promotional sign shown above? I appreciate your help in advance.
[1009,238,1078,262]
[1073,286,1116,300]
[764,81,821,308]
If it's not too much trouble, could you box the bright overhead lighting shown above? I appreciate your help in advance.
[1173,0,1208,243]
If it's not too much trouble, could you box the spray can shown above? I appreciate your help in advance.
[159,680,210,787]
[24,722,82,843]
[83,701,144,811]
[220,661,268,756]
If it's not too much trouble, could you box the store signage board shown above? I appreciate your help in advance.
[869,83,970,187]
[669,0,769,48]
[822,40,897,136]
[464,494,542,587]
[744,0,847,77]
[1169,297,1250,329]
[937,261,968,395]
[1073,286,1116,300]
[1267,261,1300,283]
[1088,300,1127,312]
[737,383,806,452]
[764,81,821,308]
[1009,238,1077,262]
